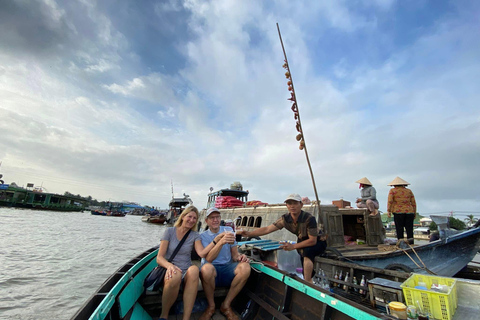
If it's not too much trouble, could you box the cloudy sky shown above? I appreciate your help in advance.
[0,0,479,218]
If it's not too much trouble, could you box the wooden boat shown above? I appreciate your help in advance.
[71,246,395,320]
[198,184,480,277]
[71,242,480,320]
[141,213,167,224]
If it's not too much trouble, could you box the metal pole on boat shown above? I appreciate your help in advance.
[276,23,323,229]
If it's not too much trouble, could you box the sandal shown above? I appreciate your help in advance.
[199,305,216,320]
[220,305,240,320]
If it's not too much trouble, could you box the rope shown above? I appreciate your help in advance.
[395,240,437,275]
[249,260,265,274]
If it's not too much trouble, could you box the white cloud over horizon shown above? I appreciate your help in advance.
[1,0,479,218]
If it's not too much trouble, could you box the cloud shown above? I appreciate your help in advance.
[0,1,479,218]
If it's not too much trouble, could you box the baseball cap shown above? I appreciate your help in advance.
[284,193,302,202]
[206,207,221,217]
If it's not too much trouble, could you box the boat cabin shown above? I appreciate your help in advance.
[167,193,193,221]
[206,181,249,208]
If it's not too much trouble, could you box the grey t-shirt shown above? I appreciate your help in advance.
[161,227,200,273]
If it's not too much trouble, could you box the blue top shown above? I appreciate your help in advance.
[200,226,236,266]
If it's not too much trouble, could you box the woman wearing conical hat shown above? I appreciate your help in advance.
[355,177,379,216]
[387,177,417,245]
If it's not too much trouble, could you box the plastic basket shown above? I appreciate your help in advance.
[401,274,457,320]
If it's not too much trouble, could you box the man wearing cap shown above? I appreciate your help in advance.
[240,193,326,283]
[199,207,250,320]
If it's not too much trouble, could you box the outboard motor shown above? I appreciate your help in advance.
[430,215,460,240]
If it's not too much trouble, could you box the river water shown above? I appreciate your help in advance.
[0,208,166,320]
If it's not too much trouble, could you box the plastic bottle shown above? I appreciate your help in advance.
[333,271,339,287]
[353,276,359,292]
[321,270,330,290]
[359,275,366,295]
[343,272,349,291]
[313,269,322,286]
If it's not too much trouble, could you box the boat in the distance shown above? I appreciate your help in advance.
[141,210,168,224]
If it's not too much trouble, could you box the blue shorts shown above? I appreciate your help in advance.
[213,263,238,287]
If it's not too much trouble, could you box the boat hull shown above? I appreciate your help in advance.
[72,247,391,320]
[337,227,480,276]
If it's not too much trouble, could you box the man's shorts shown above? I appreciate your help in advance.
[213,262,238,287]
[298,239,327,263]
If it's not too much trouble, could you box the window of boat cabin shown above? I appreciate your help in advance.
[242,217,248,226]
[248,216,255,227]
[236,216,242,227]
[343,214,366,241]
[254,217,262,228]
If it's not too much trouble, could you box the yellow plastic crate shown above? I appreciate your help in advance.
[401,274,457,320]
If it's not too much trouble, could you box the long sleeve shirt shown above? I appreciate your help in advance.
[360,186,377,202]
[387,186,416,214]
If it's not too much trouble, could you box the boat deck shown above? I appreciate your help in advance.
[163,310,239,319]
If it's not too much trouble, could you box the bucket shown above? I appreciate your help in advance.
[386,301,407,320]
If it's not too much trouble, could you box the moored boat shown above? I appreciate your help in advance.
[199,183,480,277]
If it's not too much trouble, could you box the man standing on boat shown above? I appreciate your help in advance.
[240,193,326,283]
[199,207,251,320]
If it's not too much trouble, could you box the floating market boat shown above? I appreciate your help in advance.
[165,193,193,224]
[71,242,480,320]
[198,183,480,277]
[141,211,168,224]
[0,183,86,212]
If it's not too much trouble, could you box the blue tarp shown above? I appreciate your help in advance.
[0,184,9,190]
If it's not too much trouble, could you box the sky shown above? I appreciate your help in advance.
[0,0,479,219]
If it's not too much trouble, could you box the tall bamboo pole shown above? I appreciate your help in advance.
[277,23,323,228]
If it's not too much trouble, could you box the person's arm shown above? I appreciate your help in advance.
[231,245,249,263]
[387,189,394,217]
[410,190,417,217]
[156,240,182,279]
[243,224,279,238]
[194,237,217,258]
[205,232,234,263]
[281,234,317,251]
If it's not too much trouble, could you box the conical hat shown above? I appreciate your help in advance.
[388,176,410,186]
[355,177,372,185]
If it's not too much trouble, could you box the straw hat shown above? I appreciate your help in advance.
[388,176,410,186]
[355,177,372,186]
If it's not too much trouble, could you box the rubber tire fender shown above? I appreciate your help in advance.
[385,263,414,273]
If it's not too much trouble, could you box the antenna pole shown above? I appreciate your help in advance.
[277,23,323,228]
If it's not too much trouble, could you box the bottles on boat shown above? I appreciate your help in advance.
[359,275,366,295]
[333,271,339,287]
[343,272,349,291]
[321,270,330,290]
[352,276,359,292]
[338,270,343,284]
[313,269,322,286]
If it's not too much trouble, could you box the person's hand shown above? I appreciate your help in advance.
[280,242,295,251]
[214,233,225,244]
[165,263,182,280]
[239,229,249,237]
[237,254,250,263]
[222,231,235,244]
[387,212,392,218]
